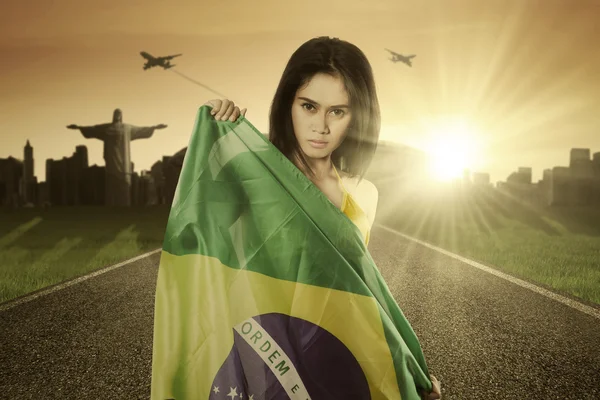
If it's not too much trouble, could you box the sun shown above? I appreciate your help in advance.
[423,117,481,182]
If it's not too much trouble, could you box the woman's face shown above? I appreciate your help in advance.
[291,73,352,161]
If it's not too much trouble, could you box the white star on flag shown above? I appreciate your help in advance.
[227,387,238,399]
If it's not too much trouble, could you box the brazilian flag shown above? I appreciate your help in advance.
[151,105,434,399]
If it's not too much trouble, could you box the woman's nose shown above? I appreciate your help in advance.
[311,119,330,134]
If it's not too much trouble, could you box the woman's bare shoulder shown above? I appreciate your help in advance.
[340,172,377,195]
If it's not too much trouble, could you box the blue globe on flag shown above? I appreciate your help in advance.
[208,313,371,399]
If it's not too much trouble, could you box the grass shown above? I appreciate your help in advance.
[1,185,599,306]
[0,205,171,304]
[374,183,600,306]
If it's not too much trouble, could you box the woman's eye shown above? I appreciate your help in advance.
[302,103,344,116]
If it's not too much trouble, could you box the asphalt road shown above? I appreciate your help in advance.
[1,224,599,399]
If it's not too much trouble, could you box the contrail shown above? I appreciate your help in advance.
[169,68,229,98]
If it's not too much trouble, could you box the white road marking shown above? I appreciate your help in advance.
[0,248,162,312]
[376,223,600,321]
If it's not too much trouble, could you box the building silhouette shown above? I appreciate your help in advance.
[497,148,600,206]
[0,156,22,207]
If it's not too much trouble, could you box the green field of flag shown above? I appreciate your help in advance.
[151,105,434,399]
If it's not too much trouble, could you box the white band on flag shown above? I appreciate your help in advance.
[234,317,311,400]
[208,122,269,179]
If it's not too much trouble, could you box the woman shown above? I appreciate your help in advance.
[204,36,441,400]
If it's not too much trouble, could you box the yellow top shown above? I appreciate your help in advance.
[333,166,371,245]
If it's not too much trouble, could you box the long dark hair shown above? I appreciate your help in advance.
[268,36,381,183]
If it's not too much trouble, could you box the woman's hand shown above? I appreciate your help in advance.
[204,99,247,122]
[421,375,442,400]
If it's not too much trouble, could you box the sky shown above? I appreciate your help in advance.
[1,0,599,184]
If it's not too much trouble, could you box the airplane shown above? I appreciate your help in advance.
[140,51,182,70]
[385,48,416,67]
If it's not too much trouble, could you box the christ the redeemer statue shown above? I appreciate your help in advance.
[67,108,167,207]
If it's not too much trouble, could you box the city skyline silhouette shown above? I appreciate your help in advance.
[2,132,599,208]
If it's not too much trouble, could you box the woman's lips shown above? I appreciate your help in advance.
[309,140,328,148]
